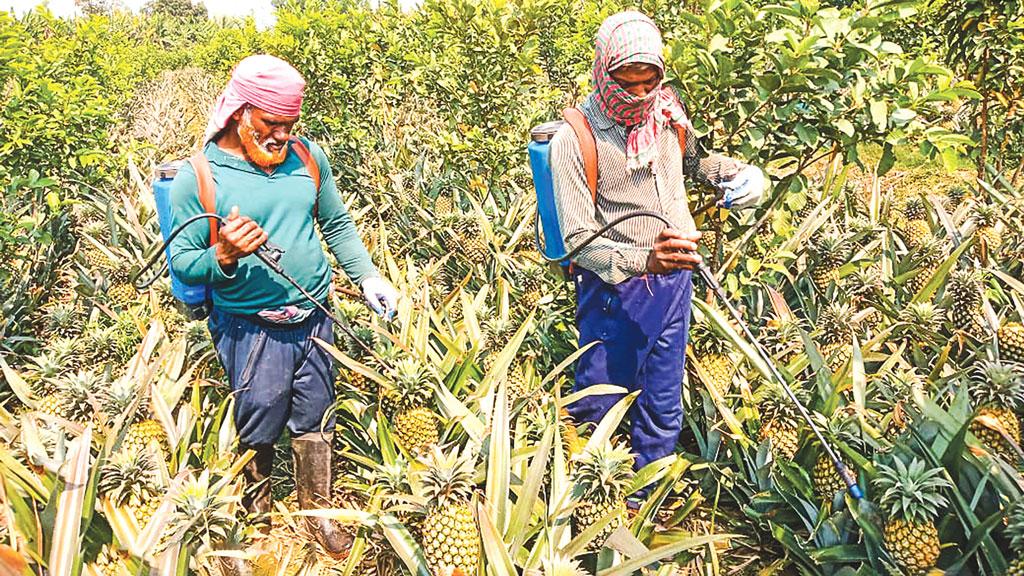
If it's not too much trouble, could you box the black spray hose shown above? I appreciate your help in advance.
[536,209,863,499]
[131,213,395,373]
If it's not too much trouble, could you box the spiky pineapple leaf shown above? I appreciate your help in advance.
[912,238,972,303]
[485,379,510,532]
[943,508,1009,573]
[596,533,731,576]
[50,427,93,576]
[478,498,516,576]
[582,392,639,454]
[507,423,552,553]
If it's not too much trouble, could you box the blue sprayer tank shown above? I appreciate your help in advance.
[528,119,569,268]
[153,161,211,316]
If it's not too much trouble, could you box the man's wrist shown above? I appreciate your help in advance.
[215,245,238,274]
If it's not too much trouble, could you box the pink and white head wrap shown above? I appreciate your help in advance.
[203,54,307,143]
[593,11,689,172]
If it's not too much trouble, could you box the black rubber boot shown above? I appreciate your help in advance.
[292,432,353,557]
[239,443,275,534]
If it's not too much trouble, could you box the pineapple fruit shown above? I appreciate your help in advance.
[815,303,854,375]
[756,384,804,460]
[905,237,947,297]
[807,231,850,293]
[1005,498,1024,576]
[122,419,167,459]
[813,453,850,501]
[967,361,1024,464]
[946,268,985,337]
[452,216,488,266]
[690,316,735,395]
[874,458,950,575]
[998,322,1024,363]
[99,449,162,530]
[971,202,1002,262]
[515,263,545,313]
[899,196,931,249]
[419,447,480,576]
[570,441,634,552]
[380,357,440,456]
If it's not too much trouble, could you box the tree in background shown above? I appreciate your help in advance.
[143,0,208,21]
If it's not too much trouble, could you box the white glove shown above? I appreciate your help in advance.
[718,165,766,210]
[361,277,400,320]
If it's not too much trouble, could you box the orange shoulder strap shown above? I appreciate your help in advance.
[561,108,598,203]
[189,151,218,246]
[675,121,688,160]
[288,136,322,220]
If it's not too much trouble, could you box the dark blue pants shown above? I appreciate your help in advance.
[208,308,336,447]
[569,267,693,473]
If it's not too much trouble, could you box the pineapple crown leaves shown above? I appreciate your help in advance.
[902,195,929,221]
[98,450,159,506]
[968,361,1024,411]
[372,459,415,510]
[1007,498,1024,552]
[163,470,241,550]
[755,382,805,425]
[541,554,588,576]
[971,202,1001,228]
[896,302,945,340]
[873,457,951,524]
[946,267,984,299]
[571,441,635,504]
[690,314,731,357]
[877,368,926,409]
[815,302,855,344]
[386,357,437,409]
[913,235,949,264]
[419,445,477,510]
[808,229,851,264]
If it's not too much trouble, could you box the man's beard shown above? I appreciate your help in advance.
[238,110,288,168]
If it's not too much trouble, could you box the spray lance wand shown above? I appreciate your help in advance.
[537,208,863,500]
[131,213,397,373]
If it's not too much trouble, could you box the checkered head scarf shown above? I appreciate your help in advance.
[593,11,688,172]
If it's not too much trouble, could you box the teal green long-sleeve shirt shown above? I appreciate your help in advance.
[168,138,378,315]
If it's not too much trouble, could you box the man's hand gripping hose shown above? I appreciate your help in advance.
[535,208,863,499]
[131,213,397,373]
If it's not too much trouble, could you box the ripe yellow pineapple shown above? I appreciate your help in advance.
[434,192,454,216]
[690,316,735,394]
[997,322,1024,363]
[807,231,850,293]
[99,449,161,531]
[380,358,440,456]
[122,419,166,457]
[36,394,63,419]
[971,203,1002,262]
[756,384,805,461]
[812,453,850,501]
[516,263,545,312]
[418,446,480,576]
[967,361,1024,464]
[570,441,634,552]
[905,237,947,297]
[874,458,950,575]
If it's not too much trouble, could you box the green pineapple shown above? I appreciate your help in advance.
[452,216,488,265]
[874,458,950,575]
[905,237,946,297]
[813,452,851,501]
[570,441,634,552]
[516,263,545,312]
[756,383,805,460]
[946,268,985,337]
[808,231,850,293]
[1005,498,1024,576]
[815,303,854,375]
[968,361,1024,464]
[380,358,440,456]
[877,368,926,436]
[418,446,480,576]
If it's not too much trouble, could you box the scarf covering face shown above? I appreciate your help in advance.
[203,54,306,143]
[593,11,688,172]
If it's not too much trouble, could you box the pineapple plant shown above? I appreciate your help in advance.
[756,383,804,460]
[896,302,944,348]
[434,191,454,216]
[541,554,588,576]
[971,202,1002,261]
[122,418,167,459]
[904,236,946,297]
[877,368,926,436]
[998,322,1024,363]
[874,458,950,575]
[807,231,850,293]
[515,263,545,313]
[690,316,735,394]
[570,441,634,551]
[418,446,480,576]
[1005,498,1024,576]
[946,267,985,337]
[339,324,379,396]
[967,361,1024,464]
[99,449,162,529]
[763,314,805,366]
[380,357,440,456]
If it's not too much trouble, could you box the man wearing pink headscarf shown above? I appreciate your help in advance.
[551,12,766,508]
[169,55,399,557]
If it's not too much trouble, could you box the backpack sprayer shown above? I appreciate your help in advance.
[528,117,863,500]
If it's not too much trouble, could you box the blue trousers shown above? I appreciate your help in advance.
[568,267,693,473]
[208,308,336,446]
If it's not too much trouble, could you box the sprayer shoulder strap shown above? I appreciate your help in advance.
[560,107,689,204]
[188,137,323,247]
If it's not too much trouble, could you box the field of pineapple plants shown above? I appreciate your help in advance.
[1,0,1024,574]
